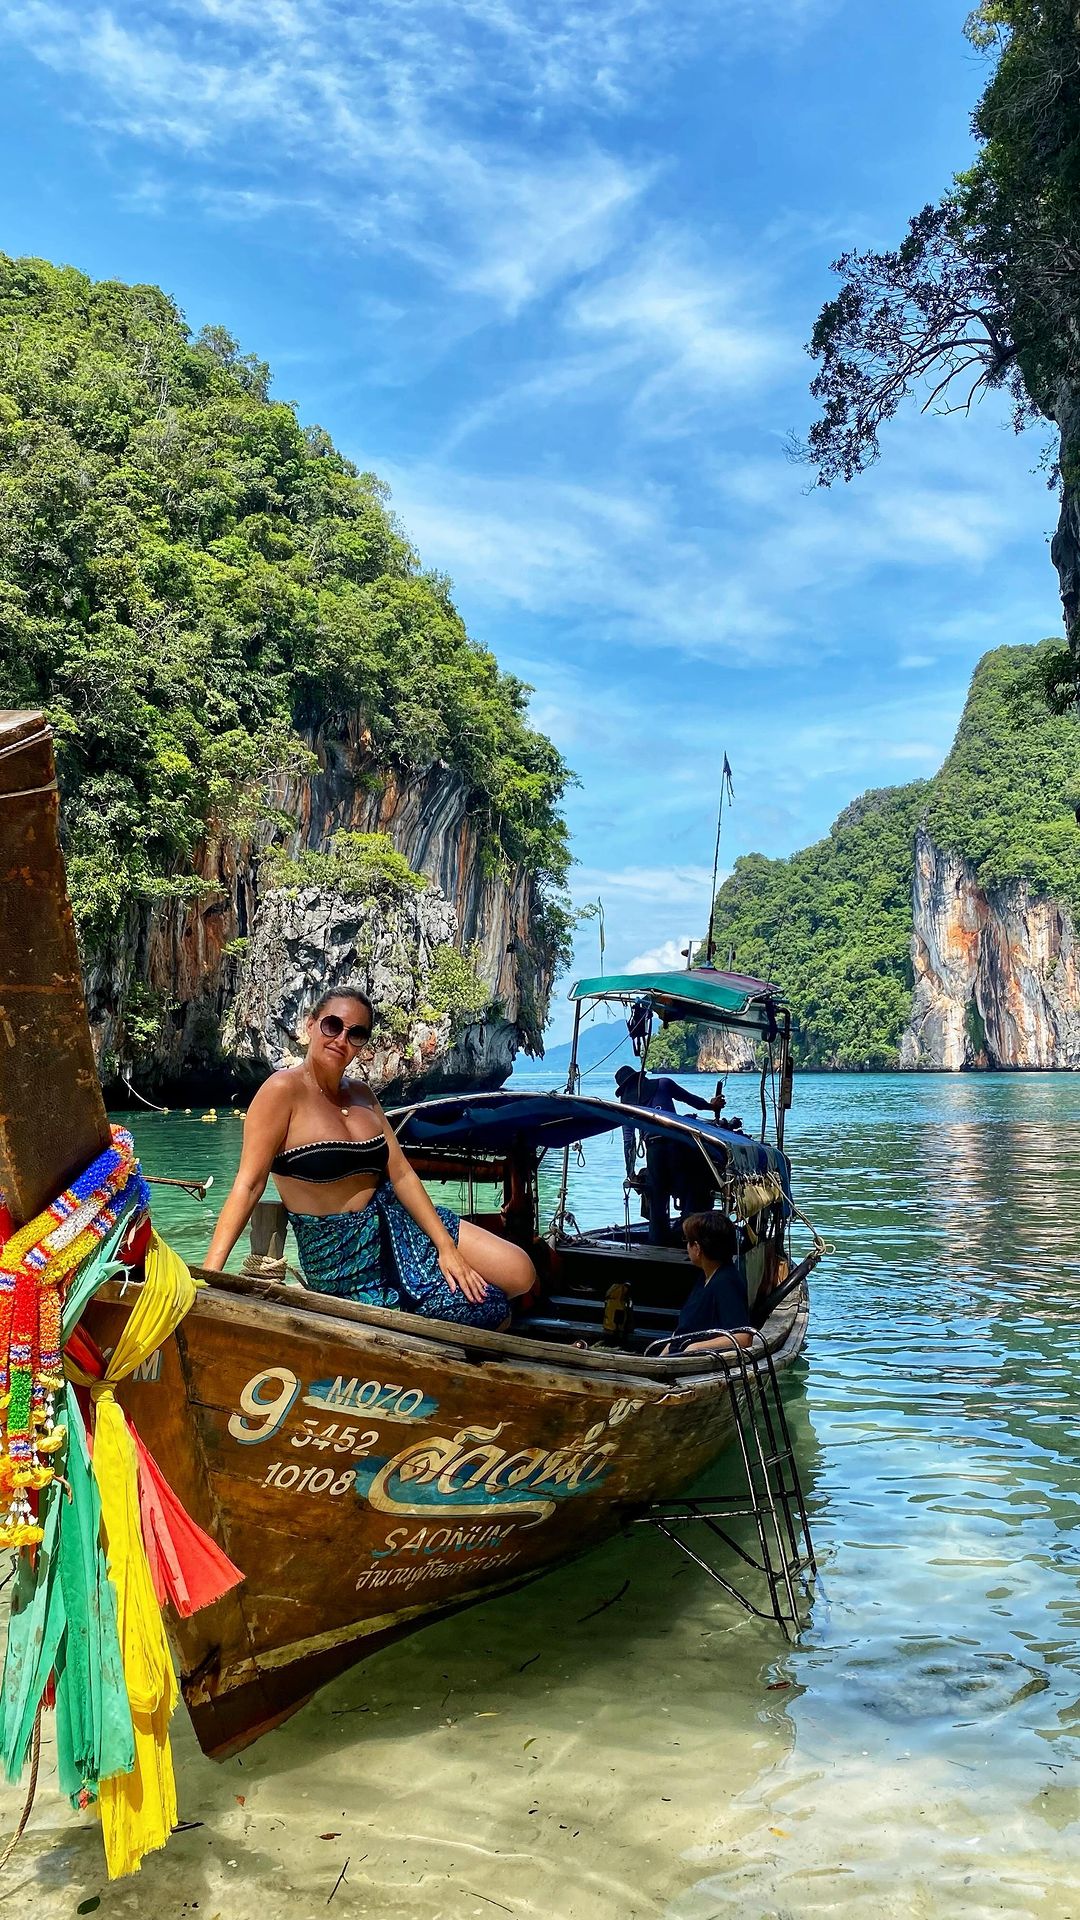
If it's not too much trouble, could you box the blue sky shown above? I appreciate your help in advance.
[0,0,1063,1039]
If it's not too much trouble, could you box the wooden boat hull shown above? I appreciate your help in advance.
[85,1273,808,1758]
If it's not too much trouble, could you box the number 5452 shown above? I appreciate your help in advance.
[291,1419,378,1456]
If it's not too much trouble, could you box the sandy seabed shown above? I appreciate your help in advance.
[1,1528,1078,1920]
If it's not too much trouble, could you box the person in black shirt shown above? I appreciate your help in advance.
[614,1065,722,1166]
[615,1066,724,1245]
[668,1210,752,1354]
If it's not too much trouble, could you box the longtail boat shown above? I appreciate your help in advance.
[2,712,823,1780]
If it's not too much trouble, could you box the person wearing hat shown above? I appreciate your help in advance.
[614,1065,724,1245]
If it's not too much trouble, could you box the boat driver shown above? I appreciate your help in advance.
[615,1065,724,1245]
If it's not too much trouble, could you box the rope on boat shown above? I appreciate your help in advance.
[0,1704,41,1872]
[239,1252,304,1285]
[789,1202,832,1257]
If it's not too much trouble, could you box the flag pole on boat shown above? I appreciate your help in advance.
[702,753,734,968]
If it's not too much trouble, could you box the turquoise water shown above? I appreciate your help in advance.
[25,1071,1079,1914]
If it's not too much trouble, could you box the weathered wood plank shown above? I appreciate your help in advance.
[0,711,111,1222]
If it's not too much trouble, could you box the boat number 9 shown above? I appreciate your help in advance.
[228,1367,301,1446]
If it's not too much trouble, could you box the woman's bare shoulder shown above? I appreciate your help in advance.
[247,1069,302,1117]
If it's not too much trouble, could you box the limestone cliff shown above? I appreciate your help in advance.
[695,1031,758,1073]
[87,725,555,1099]
[222,881,517,1099]
[900,828,1080,1069]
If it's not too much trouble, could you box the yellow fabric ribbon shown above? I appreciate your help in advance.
[70,1231,202,1879]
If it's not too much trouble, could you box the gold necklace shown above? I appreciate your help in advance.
[308,1069,349,1117]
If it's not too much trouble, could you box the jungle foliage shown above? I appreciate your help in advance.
[708,783,930,1070]
[262,832,427,900]
[927,641,1080,911]
[0,256,571,951]
[421,944,493,1033]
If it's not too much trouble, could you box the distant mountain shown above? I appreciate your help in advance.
[527,1018,639,1084]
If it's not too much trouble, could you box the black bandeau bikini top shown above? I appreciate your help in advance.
[270,1135,390,1184]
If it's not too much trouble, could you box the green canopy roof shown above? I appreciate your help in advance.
[569,967,785,1034]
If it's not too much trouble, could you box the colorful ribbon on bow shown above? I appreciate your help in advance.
[0,1126,147,1542]
[0,1136,244,1879]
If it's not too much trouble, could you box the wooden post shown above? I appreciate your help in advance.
[0,712,111,1224]
[248,1201,288,1262]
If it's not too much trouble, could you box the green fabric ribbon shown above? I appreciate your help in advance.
[0,1469,65,1779]
[0,1215,140,1796]
[54,1392,135,1803]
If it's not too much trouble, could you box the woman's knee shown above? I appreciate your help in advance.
[459,1224,535,1297]
[497,1245,536,1298]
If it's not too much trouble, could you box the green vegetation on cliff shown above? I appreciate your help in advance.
[691,642,1080,1070]
[262,832,427,901]
[0,256,571,953]
[927,643,1080,915]
[709,783,929,1069]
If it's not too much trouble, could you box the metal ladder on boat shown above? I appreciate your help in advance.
[631,1335,816,1638]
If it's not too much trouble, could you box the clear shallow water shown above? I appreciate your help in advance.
[10,1073,1080,1916]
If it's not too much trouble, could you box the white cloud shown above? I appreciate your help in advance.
[0,0,825,317]
[382,461,793,659]
[624,938,689,973]
[776,694,964,784]
[382,403,1054,668]
[441,229,796,451]
[566,232,793,420]
[572,864,715,904]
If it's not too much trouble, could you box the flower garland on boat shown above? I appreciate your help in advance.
[0,1127,145,1543]
[0,1125,243,1878]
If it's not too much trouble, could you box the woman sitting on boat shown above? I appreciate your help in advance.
[205,988,536,1327]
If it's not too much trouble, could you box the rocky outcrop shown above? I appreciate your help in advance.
[900,828,1080,1068]
[696,1030,758,1073]
[273,728,548,1035]
[88,721,555,1097]
[222,882,517,1098]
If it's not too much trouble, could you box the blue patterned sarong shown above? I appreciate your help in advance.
[287,1181,509,1329]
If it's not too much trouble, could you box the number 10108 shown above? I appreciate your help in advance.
[262,1462,357,1497]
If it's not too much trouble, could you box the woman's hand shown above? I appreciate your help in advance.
[438,1242,490,1305]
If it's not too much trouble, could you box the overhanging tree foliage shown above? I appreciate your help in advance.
[803,3,1080,680]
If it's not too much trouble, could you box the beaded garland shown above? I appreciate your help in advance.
[0,1126,149,1546]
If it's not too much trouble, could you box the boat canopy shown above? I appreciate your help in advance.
[392,1090,790,1189]
[569,966,785,1036]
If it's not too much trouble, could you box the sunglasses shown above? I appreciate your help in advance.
[319,1013,372,1046]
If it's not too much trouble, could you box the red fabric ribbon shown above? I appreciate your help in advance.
[66,1327,243,1616]
[131,1427,243,1617]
